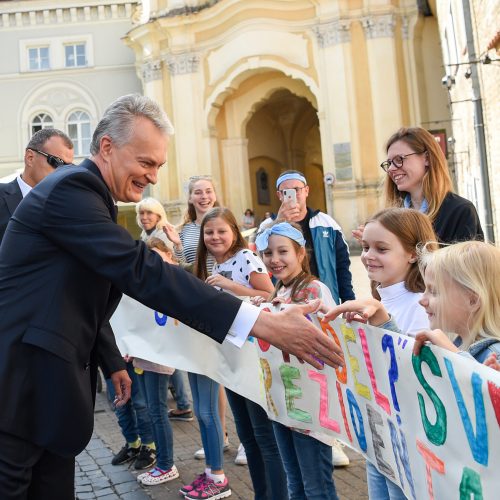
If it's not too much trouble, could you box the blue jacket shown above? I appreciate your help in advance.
[308,209,355,304]
[259,208,355,304]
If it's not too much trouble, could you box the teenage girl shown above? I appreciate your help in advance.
[256,221,339,500]
[357,207,438,499]
[197,206,287,500]
[163,176,231,456]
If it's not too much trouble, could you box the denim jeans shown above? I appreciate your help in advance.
[366,461,407,500]
[272,422,338,500]
[226,389,288,500]
[136,371,174,471]
[106,361,154,445]
[188,372,223,470]
[170,369,191,411]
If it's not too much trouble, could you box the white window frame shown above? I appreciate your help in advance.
[28,46,50,71]
[30,113,54,137]
[64,42,87,68]
[20,35,93,73]
[67,110,92,157]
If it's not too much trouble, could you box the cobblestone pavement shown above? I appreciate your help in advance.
[76,256,370,499]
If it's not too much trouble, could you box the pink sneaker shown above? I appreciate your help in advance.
[185,477,231,499]
[179,473,207,496]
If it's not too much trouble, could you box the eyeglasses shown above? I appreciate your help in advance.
[278,186,307,195]
[380,151,426,172]
[28,148,66,169]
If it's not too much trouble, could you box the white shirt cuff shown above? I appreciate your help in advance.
[225,301,261,348]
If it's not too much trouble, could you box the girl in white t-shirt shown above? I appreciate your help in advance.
[358,207,438,500]
[255,221,339,500]
[182,207,275,500]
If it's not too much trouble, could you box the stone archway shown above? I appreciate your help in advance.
[246,88,325,222]
[206,69,324,222]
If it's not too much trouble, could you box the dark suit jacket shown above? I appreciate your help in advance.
[0,159,242,457]
[0,178,23,242]
[433,191,484,243]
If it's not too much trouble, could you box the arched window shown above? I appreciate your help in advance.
[68,111,91,156]
[31,113,53,136]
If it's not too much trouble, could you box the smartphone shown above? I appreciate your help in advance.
[282,188,297,205]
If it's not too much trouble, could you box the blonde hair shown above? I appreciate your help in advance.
[365,208,438,299]
[136,198,168,239]
[384,127,453,222]
[181,176,219,227]
[419,241,500,347]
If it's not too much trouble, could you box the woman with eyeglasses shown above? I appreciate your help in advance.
[353,127,483,243]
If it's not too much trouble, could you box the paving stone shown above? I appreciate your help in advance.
[107,471,136,485]
[98,495,120,500]
[95,488,115,497]
[75,492,96,500]
[81,464,100,472]
[120,490,151,500]
[114,481,141,495]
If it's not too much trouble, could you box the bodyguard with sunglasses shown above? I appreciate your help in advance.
[0,128,74,241]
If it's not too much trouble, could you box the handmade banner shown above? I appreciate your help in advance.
[111,297,500,500]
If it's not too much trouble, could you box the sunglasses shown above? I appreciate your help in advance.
[28,148,66,169]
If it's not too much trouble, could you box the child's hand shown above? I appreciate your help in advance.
[484,353,500,371]
[206,274,233,290]
[251,296,266,306]
[163,223,181,247]
[352,224,365,242]
[323,298,389,327]
[413,329,460,356]
[271,296,286,306]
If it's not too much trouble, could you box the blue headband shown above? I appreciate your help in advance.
[255,222,306,252]
[275,172,307,189]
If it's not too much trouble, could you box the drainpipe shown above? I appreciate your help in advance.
[461,0,495,243]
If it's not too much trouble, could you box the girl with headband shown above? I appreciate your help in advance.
[256,220,340,500]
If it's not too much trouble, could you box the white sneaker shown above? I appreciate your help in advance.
[332,440,349,467]
[234,443,247,465]
[194,437,230,460]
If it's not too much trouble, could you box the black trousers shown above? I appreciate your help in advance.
[0,431,74,499]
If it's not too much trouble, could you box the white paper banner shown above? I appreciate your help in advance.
[111,296,500,500]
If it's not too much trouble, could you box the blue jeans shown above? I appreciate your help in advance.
[188,372,223,470]
[170,369,191,411]
[106,362,154,445]
[272,422,338,500]
[226,389,288,500]
[366,461,407,500]
[136,371,174,471]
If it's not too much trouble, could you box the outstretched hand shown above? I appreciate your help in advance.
[413,329,459,356]
[251,300,344,370]
[323,298,390,326]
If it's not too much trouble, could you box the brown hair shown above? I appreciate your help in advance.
[181,176,219,227]
[194,207,248,281]
[264,221,317,303]
[383,127,453,222]
[364,208,438,299]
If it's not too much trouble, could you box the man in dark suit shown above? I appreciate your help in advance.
[0,128,74,241]
[0,94,343,498]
